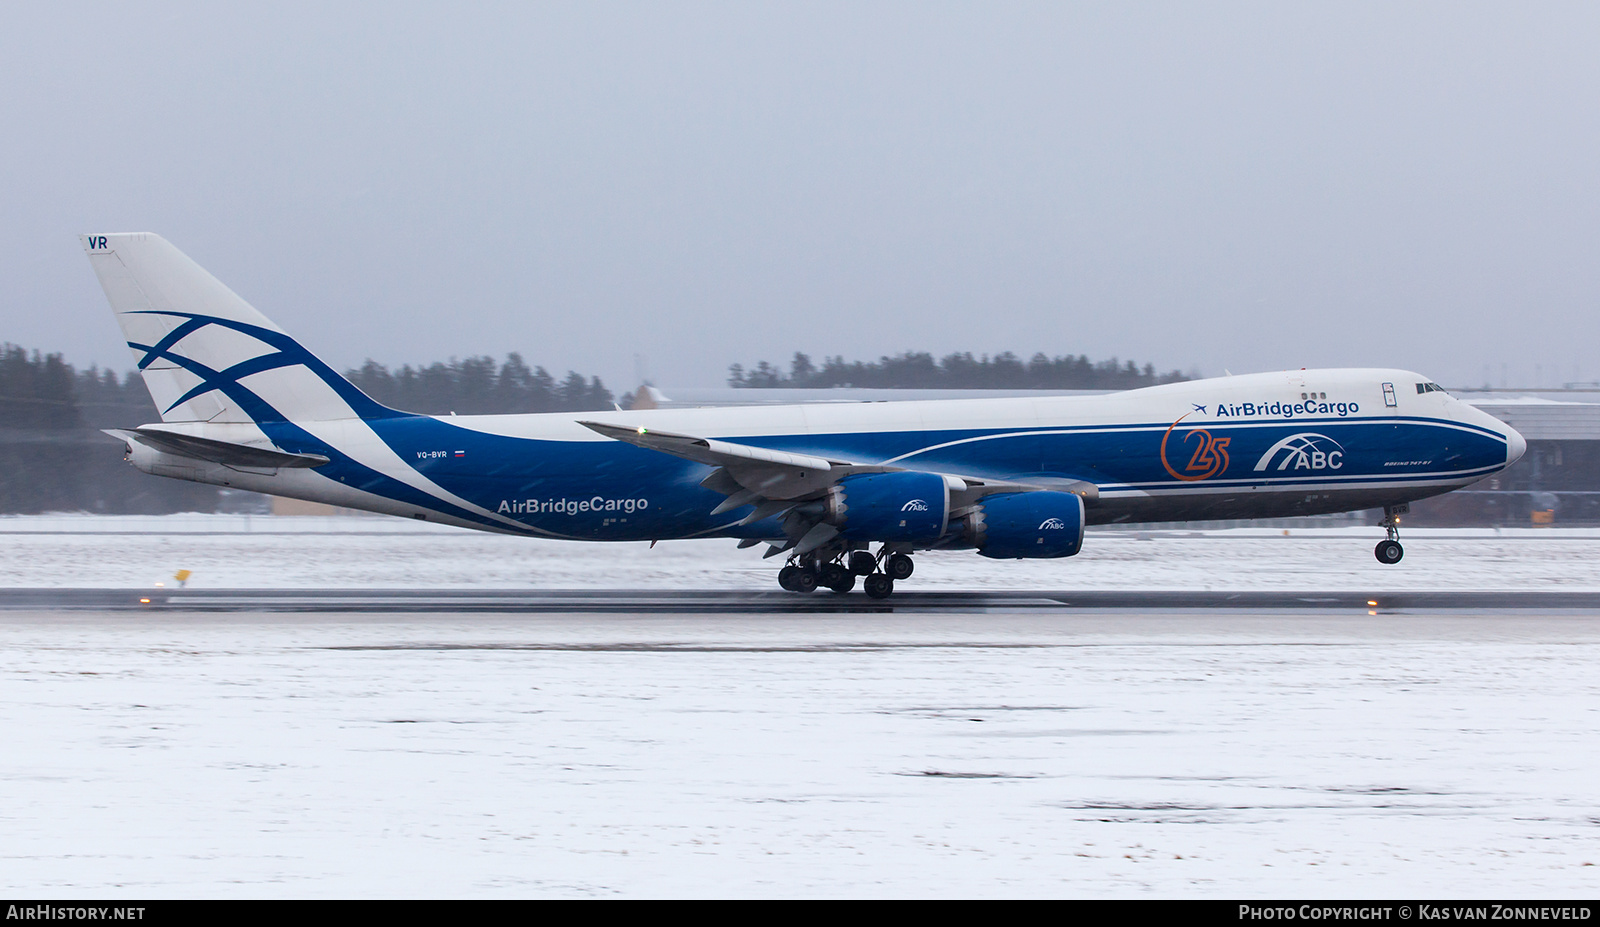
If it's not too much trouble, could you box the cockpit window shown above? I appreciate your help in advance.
[1415,382,1447,395]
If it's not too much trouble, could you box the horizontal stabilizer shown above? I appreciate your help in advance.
[105,427,330,469]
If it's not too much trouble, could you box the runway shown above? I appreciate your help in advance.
[6,586,1600,613]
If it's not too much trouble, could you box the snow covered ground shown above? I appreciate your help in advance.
[2,610,1597,898]
[5,513,1600,591]
[3,515,1599,898]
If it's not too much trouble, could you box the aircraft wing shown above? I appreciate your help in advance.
[578,421,1095,532]
[578,421,848,473]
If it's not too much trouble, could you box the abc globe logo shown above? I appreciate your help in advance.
[1253,433,1345,472]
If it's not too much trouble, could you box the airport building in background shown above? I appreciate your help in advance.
[1409,391,1600,527]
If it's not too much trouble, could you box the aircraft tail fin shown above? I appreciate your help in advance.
[80,233,398,424]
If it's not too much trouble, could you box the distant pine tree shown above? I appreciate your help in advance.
[0,343,624,514]
[0,345,83,512]
[345,355,612,414]
[728,349,1188,389]
[0,345,218,513]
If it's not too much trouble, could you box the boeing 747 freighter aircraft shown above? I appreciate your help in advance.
[82,233,1527,598]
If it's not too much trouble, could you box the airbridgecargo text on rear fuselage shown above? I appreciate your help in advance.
[1215,399,1359,418]
[498,496,649,515]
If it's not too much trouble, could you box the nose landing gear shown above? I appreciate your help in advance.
[1375,505,1406,564]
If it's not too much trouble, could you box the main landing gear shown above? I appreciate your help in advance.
[778,547,913,599]
[1375,505,1406,564]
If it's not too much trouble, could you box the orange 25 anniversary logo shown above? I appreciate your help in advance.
[1159,413,1230,481]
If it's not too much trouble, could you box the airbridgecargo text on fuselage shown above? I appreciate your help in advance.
[498,496,649,515]
[1215,399,1360,418]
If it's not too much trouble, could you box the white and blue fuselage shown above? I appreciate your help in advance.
[81,233,1525,593]
[121,365,1523,538]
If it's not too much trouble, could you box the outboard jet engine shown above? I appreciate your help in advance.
[961,490,1086,559]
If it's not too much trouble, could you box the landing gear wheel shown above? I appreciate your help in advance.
[886,553,915,581]
[863,574,895,599]
[778,565,802,591]
[821,562,855,594]
[848,551,878,576]
[1376,505,1406,565]
[793,567,819,593]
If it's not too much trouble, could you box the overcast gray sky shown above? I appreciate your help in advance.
[4,2,1598,390]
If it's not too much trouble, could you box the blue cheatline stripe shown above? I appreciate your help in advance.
[1102,477,1491,498]
[873,417,1509,456]
[1104,466,1507,492]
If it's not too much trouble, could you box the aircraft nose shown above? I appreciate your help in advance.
[1505,425,1527,466]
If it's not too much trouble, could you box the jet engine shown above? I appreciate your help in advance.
[961,490,1085,559]
[787,471,951,543]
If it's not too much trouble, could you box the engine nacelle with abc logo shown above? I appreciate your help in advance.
[965,490,1086,559]
[820,471,951,543]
